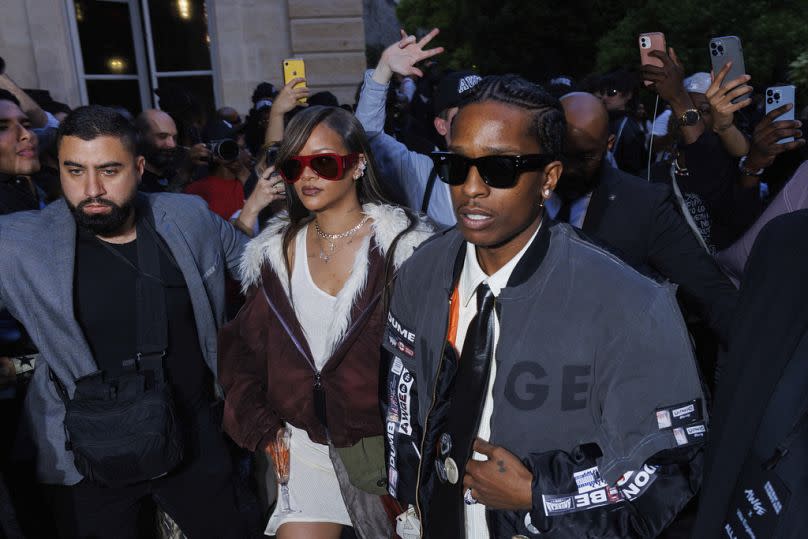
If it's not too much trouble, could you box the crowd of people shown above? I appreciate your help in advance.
[1,24,806,539]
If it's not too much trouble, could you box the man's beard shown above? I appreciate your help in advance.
[144,145,178,172]
[67,194,136,236]
[556,159,604,202]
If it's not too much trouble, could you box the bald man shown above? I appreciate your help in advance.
[550,92,737,355]
[134,109,179,192]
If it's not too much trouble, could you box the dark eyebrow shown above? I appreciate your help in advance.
[96,162,124,169]
[63,160,85,168]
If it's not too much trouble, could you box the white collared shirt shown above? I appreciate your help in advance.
[544,191,593,228]
[455,223,541,539]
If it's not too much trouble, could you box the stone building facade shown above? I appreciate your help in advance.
[0,0,398,114]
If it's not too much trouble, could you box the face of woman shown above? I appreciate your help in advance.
[290,123,364,213]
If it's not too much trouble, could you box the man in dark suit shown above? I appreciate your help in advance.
[549,92,737,346]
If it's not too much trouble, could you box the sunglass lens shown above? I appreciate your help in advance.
[311,155,341,180]
[280,160,302,183]
[478,156,517,188]
[445,155,471,185]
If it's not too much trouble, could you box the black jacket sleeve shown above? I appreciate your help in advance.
[488,444,702,539]
[645,184,738,343]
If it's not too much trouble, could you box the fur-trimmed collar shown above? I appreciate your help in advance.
[239,203,434,355]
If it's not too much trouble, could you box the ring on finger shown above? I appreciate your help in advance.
[464,487,478,505]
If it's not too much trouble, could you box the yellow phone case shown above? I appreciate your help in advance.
[283,59,307,104]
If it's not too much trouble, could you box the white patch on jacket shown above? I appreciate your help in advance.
[239,203,434,355]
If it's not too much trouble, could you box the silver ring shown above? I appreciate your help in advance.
[464,487,477,505]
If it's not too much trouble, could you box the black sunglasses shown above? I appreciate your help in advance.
[430,151,555,189]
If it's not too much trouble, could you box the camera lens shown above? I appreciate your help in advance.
[767,98,774,104]
[710,43,717,49]
[718,45,724,52]
[775,93,781,100]
[712,50,718,56]
[767,90,773,96]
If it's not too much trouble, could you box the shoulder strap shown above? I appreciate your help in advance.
[382,210,419,315]
[420,165,439,215]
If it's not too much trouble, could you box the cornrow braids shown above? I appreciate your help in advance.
[458,74,566,157]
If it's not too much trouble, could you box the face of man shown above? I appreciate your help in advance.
[0,100,40,176]
[141,110,178,171]
[449,101,561,252]
[59,135,144,236]
[558,93,611,201]
[596,88,631,112]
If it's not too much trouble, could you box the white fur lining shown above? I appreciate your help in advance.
[239,203,434,354]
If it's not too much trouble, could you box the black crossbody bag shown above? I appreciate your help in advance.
[50,217,183,487]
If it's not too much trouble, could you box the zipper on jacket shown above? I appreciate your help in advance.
[414,291,453,535]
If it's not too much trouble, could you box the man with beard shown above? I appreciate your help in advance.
[0,90,42,213]
[551,92,737,346]
[0,105,275,537]
[134,109,180,192]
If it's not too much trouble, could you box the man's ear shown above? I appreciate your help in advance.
[434,116,449,137]
[135,155,146,180]
[541,160,563,197]
[607,134,616,152]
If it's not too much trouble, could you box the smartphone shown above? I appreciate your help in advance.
[709,36,746,102]
[765,85,797,144]
[283,59,307,104]
[639,33,666,68]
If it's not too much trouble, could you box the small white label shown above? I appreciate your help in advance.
[673,427,688,446]
[573,466,607,494]
[656,409,672,429]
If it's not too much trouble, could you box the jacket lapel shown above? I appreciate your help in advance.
[150,202,218,367]
[48,201,97,384]
[582,167,615,235]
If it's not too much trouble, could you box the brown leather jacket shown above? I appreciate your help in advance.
[219,204,433,452]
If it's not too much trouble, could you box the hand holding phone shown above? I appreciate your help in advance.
[765,85,797,144]
[709,36,747,104]
[639,33,666,86]
[283,59,308,104]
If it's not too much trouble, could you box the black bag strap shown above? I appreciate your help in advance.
[420,165,439,215]
[382,209,419,316]
[50,212,171,393]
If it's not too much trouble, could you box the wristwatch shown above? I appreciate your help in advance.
[739,155,765,177]
[678,109,701,127]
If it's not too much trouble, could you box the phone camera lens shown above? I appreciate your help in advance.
[767,90,774,96]
[710,43,717,49]
[718,45,724,52]
[711,50,718,56]
[767,98,774,104]
[775,93,781,100]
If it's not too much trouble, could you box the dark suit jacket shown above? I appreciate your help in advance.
[581,166,738,344]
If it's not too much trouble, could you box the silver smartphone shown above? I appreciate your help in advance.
[709,36,747,104]
[765,85,797,144]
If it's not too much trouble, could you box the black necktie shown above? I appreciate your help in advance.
[428,283,496,537]
[555,198,572,223]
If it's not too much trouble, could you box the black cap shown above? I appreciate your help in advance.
[433,71,482,115]
[204,118,242,142]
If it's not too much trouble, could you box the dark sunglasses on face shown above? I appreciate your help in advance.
[601,88,619,97]
[430,151,555,189]
[279,153,359,183]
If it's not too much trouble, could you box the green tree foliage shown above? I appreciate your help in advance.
[596,0,808,85]
[397,0,806,88]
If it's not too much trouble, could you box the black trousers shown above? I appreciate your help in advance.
[44,407,252,539]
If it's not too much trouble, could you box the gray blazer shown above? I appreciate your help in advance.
[0,193,247,485]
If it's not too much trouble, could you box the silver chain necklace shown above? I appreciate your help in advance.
[314,215,370,263]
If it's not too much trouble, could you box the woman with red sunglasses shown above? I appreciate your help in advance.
[218,106,433,539]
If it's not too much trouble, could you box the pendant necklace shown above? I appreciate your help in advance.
[314,215,370,263]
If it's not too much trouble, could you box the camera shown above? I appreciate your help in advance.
[206,139,240,162]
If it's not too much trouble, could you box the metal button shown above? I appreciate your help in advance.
[444,457,459,484]
[434,459,448,483]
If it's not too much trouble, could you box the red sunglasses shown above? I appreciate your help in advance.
[278,153,360,183]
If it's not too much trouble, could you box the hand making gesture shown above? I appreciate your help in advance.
[372,28,445,85]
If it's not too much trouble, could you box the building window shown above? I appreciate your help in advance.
[68,0,218,117]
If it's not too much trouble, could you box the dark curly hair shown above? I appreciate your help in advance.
[457,74,566,156]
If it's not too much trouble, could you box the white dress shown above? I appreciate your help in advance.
[264,226,352,535]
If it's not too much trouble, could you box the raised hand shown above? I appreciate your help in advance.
[272,77,310,116]
[746,103,805,171]
[373,28,444,84]
[706,62,753,132]
[641,47,687,105]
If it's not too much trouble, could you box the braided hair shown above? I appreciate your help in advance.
[458,74,566,157]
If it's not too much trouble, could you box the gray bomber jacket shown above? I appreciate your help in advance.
[382,222,707,538]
